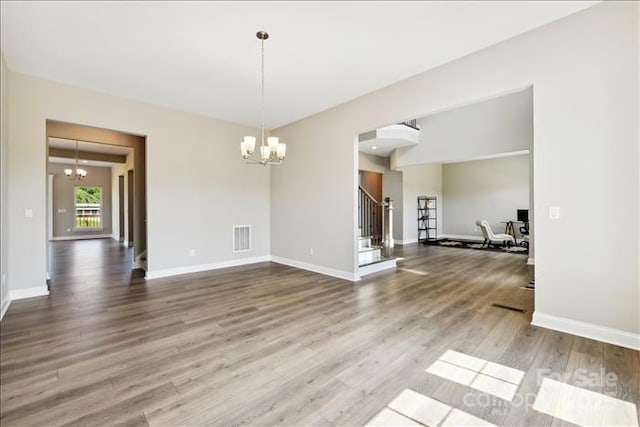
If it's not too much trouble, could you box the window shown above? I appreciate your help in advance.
[74,186,102,230]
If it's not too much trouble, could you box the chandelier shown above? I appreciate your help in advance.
[64,140,87,180]
[240,31,286,165]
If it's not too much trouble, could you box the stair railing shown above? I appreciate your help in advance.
[358,186,383,247]
[399,119,419,130]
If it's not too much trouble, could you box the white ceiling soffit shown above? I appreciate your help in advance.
[359,124,419,157]
[48,157,121,168]
[1,1,599,129]
[48,137,132,156]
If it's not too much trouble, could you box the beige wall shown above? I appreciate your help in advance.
[401,164,443,244]
[272,2,639,340]
[111,155,133,243]
[383,169,403,242]
[48,163,113,238]
[442,154,529,238]
[121,152,135,245]
[393,88,532,167]
[358,152,386,174]
[111,166,120,241]
[6,71,270,293]
[1,53,9,317]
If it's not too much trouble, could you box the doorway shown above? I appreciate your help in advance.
[118,175,124,243]
[46,120,147,292]
[355,87,534,284]
[127,170,134,247]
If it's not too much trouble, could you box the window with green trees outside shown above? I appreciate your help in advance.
[74,186,102,229]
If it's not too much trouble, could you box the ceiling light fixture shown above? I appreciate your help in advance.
[64,140,87,180]
[240,31,287,165]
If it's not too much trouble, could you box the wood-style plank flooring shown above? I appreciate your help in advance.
[1,239,638,426]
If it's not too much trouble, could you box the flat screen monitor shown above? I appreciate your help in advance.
[517,209,529,223]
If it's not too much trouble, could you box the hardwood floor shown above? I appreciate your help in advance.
[1,239,638,426]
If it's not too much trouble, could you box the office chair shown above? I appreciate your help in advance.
[519,222,529,247]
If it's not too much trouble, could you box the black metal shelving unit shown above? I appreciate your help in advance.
[418,196,437,243]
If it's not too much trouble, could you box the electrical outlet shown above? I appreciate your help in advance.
[189,249,196,257]
[309,248,314,256]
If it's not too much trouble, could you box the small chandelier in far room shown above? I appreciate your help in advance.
[240,31,287,166]
[64,140,87,180]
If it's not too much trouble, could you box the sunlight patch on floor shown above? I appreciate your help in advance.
[366,349,639,426]
[366,388,497,427]
[533,378,639,427]
[426,350,524,401]
[397,268,430,276]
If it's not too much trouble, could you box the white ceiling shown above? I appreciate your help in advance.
[359,141,407,158]
[1,1,599,129]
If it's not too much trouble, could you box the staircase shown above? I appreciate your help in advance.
[358,187,397,276]
[134,249,147,271]
[358,234,382,265]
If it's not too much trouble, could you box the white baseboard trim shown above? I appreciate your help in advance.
[527,258,535,265]
[398,235,484,245]
[146,255,272,280]
[440,234,484,242]
[111,234,119,241]
[359,259,397,277]
[532,311,640,351]
[9,286,50,301]
[396,239,418,245]
[51,234,112,241]
[0,297,11,321]
[271,256,358,282]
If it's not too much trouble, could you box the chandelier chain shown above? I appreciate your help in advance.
[260,36,265,148]
[75,139,79,172]
[65,139,87,180]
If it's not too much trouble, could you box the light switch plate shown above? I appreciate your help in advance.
[549,206,560,220]
[24,208,33,218]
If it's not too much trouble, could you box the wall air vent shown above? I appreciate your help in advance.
[233,225,251,252]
